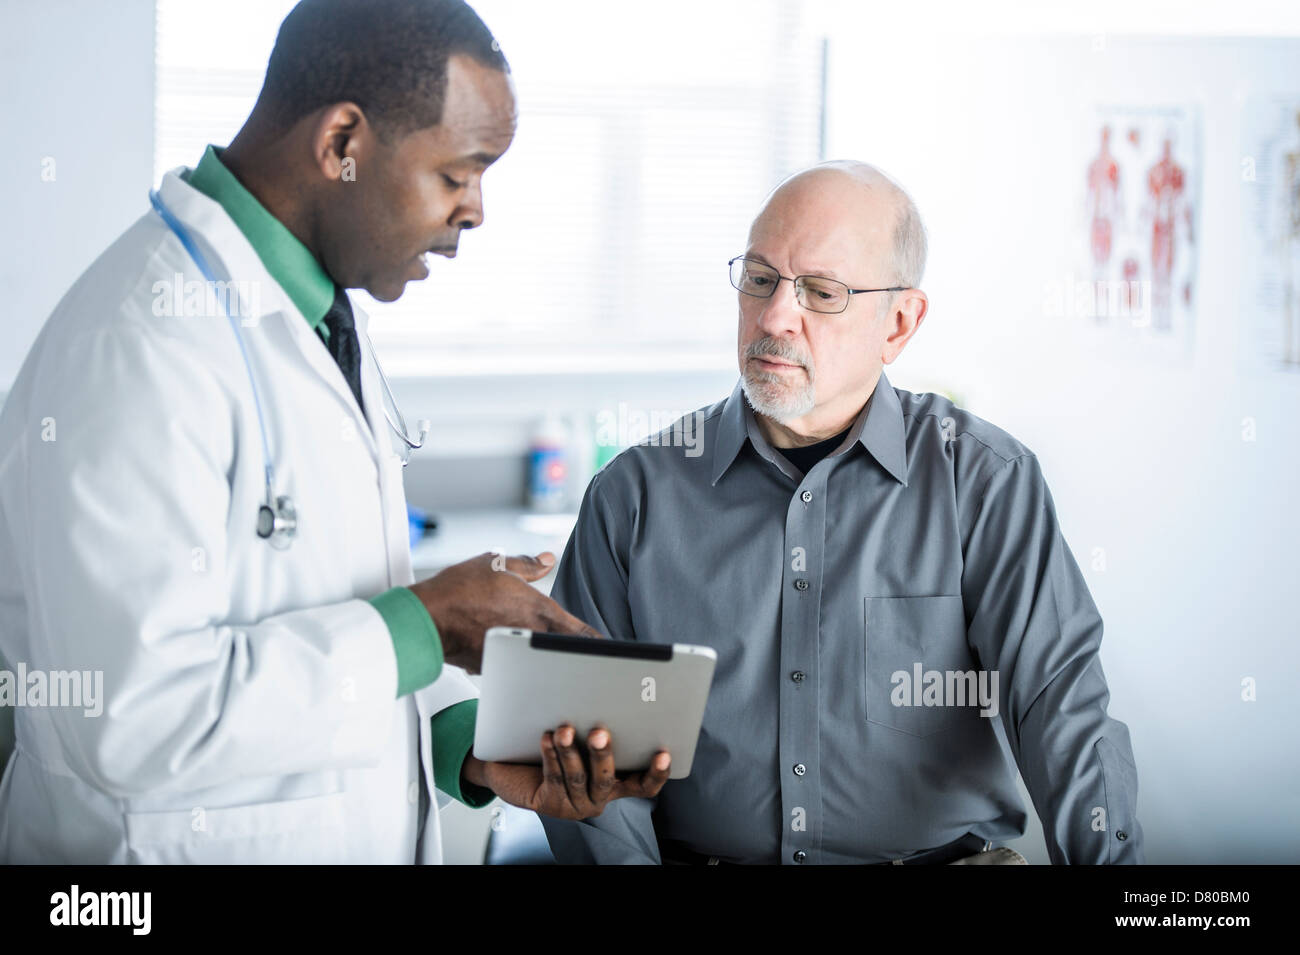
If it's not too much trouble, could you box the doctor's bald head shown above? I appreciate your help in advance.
[736,161,930,432]
[224,0,518,302]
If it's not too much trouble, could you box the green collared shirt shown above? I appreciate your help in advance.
[183,145,490,809]
[185,145,336,333]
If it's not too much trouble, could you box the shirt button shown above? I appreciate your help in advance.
[794,579,809,591]
[800,490,813,503]
[793,763,806,776]
[793,850,807,863]
[1116,830,1128,842]
[791,670,805,683]
[407,780,419,805]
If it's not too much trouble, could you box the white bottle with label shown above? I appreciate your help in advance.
[527,414,570,512]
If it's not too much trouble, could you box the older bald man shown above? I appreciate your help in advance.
[540,161,1144,865]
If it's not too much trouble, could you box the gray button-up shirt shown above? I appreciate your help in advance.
[540,370,1143,864]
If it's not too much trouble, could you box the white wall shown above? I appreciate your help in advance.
[825,21,1300,862]
[0,0,155,805]
[0,0,156,390]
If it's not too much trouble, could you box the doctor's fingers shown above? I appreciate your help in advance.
[535,602,604,640]
[485,553,603,638]
[496,552,557,582]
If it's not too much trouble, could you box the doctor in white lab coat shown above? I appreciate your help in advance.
[0,0,669,863]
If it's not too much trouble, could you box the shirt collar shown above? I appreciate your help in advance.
[711,370,909,487]
[182,144,336,330]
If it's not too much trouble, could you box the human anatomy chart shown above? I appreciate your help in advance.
[1076,105,1200,350]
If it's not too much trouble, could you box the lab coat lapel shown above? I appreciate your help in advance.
[156,168,379,461]
[156,169,294,321]
[353,301,416,589]
[351,302,395,457]
[276,290,378,461]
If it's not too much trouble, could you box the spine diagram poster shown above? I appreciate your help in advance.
[1071,105,1201,355]
[1241,96,1300,371]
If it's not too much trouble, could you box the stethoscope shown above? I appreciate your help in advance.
[148,189,430,550]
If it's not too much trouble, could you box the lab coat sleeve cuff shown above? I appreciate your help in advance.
[369,587,443,698]
[429,699,495,808]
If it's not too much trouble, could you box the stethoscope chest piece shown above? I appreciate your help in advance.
[256,495,297,550]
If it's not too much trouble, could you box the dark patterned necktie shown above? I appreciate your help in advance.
[320,284,365,417]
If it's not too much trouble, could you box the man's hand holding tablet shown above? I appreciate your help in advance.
[470,628,716,822]
[409,552,675,819]
[462,726,671,819]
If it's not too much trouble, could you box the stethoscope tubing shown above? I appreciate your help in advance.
[148,187,425,546]
[149,189,278,504]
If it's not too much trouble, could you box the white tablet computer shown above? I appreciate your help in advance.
[472,628,717,780]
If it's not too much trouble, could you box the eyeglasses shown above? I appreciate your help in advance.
[728,256,907,314]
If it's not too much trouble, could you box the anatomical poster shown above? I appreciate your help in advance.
[1074,104,1201,353]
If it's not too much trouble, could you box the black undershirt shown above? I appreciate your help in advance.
[774,425,853,474]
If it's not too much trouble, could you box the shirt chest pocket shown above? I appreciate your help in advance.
[864,595,978,738]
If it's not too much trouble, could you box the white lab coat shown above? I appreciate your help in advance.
[0,168,478,863]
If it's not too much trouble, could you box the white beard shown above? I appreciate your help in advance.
[741,364,816,422]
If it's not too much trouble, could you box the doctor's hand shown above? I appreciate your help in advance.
[408,551,602,674]
[462,725,672,819]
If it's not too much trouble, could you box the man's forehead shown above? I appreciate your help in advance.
[427,97,516,165]
[748,195,895,275]
[444,54,515,109]
[410,118,512,168]
[437,56,516,141]
[744,241,875,281]
[435,111,516,149]
[442,81,517,128]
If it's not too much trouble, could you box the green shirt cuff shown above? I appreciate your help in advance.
[369,587,442,698]
[430,699,495,808]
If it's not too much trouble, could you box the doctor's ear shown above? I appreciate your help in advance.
[309,102,371,183]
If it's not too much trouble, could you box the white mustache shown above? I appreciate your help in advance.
[746,339,812,377]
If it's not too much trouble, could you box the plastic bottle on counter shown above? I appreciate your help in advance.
[527,414,570,512]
